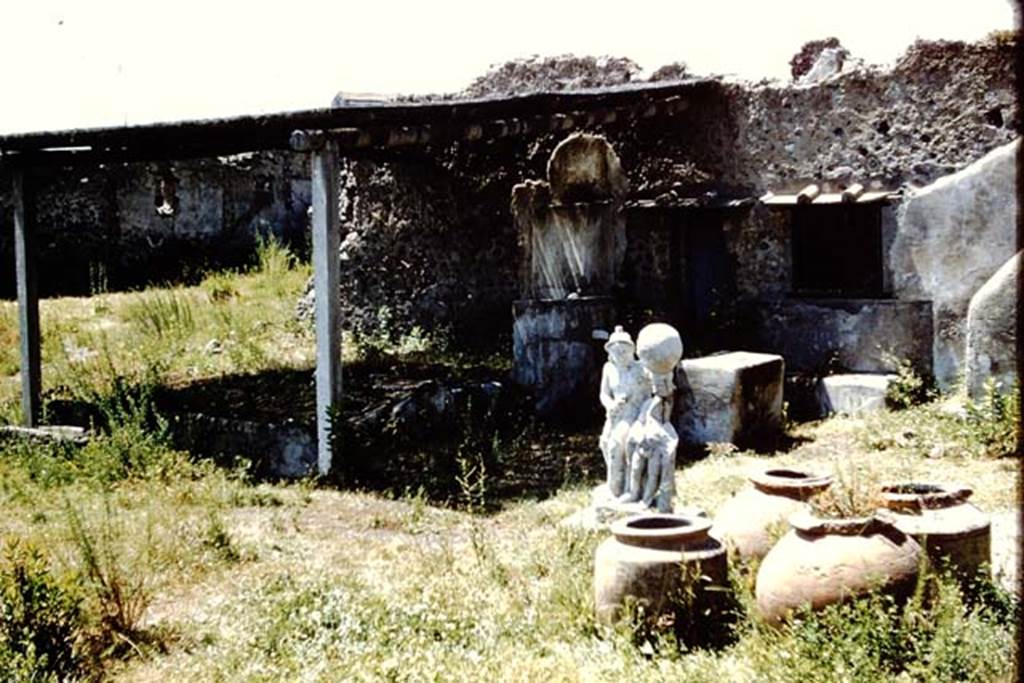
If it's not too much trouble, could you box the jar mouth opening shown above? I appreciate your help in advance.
[751,469,832,497]
[626,516,692,530]
[610,513,713,548]
[789,509,894,536]
[764,468,811,479]
[880,481,972,510]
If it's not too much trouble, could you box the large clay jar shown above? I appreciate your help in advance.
[594,513,727,624]
[711,468,833,562]
[755,510,921,625]
[880,482,991,583]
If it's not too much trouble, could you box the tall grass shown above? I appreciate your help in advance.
[66,503,154,660]
[121,289,196,340]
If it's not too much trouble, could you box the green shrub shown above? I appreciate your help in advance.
[963,378,1019,456]
[16,379,191,488]
[885,357,937,410]
[0,542,84,681]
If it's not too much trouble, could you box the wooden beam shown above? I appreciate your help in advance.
[310,138,342,476]
[796,184,821,204]
[11,169,41,427]
[841,183,865,202]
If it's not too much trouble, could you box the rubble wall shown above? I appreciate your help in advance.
[330,39,1015,349]
[0,152,310,297]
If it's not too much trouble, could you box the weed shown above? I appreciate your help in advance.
[201,271,239,302]
[254,234,296,285]
[743,567,1017,682]
[455,441,491,513]
[706,442,739,458]
[0,305,20,378]
[88,260,108,297]
[986,28,1017,45]
[66,503,153,659]
[122,289,196,340]
[885,355,937,410]
[963,378,1020,457]
[0,541,84,681]
[349,306,448,364]
[809,461,883,519]
[202,513,242,563]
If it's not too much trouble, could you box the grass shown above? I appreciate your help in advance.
[0,237,313,416]
[0,395,1014,680]
[0,246,1019,680]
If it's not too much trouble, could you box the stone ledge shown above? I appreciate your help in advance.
[0,424,89,445]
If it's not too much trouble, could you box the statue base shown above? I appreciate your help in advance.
[559,485,706,531]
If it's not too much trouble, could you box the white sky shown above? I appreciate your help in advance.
[0,0,1018,135]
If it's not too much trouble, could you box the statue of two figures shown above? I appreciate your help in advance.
[598,323,683,513]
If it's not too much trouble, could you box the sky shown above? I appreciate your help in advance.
[0,0,1018,135]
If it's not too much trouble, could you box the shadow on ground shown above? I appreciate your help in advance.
[45,356,814,512]
[145,358,604,510]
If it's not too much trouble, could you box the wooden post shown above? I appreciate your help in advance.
[310,138,342,476]
[12,169,41,427]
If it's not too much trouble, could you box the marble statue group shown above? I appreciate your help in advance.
[598,323,683,513]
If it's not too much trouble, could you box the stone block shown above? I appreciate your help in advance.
[818,373,896,416]
[675,351,784,447]
[741,298,933,375]
[0,424,88,445]
[168,413,317,480]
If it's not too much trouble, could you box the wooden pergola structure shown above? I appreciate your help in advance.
[0,79,708,475]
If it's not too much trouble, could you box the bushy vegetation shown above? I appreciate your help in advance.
[0,543,84,681]
[739,569,1017,682]
[884,357,938,410]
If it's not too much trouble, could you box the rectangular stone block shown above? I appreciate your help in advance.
[674,351,784,447]
[818,373,896,416]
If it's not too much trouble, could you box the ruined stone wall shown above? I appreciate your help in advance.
[0,151,310,297]
[689,39,1017,193]
[631,38,1017,309]
[322,38,1016,358]
[331,156,522,343]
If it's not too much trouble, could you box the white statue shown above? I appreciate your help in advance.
[598,326,647,497]
[618,323,683,512]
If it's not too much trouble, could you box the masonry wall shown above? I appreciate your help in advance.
[329,38,1016,360]
[0,152,310,297]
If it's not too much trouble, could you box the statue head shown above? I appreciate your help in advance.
[604,325,635,365]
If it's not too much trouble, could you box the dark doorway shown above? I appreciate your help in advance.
[676,209,734,354]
